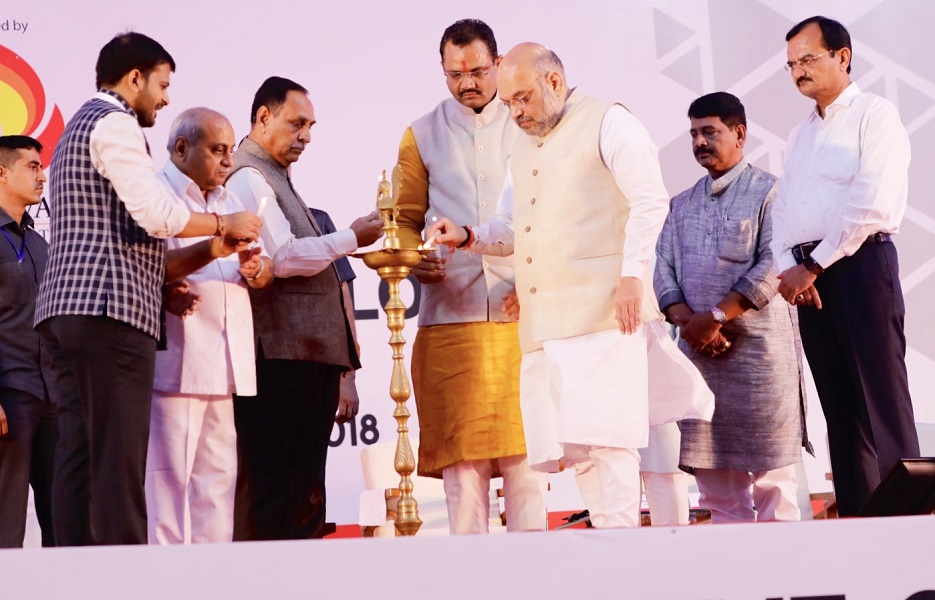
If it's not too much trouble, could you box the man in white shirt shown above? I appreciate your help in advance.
[772,16,920,516]
[36,32,262,546]
[145,108,272,544]
[225,77,384,539]
[430,43,713,528]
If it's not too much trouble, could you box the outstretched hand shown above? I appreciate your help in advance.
[349,211,385,247]
[426,217,468,248]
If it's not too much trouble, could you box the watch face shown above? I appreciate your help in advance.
[711,308,727,323]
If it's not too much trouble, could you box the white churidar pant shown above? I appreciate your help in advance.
[145,391,237,544]
[693,465,800,524]
[442,455,547,534]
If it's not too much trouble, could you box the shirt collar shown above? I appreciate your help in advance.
[451,93,507,120]
[94,89,136,116]
[708,158,748,196]
[161,160,229,207]
[0,206,34,230]
[811,81,860,120]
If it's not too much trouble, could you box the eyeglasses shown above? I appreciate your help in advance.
[784,50,832,72]
[444,65,493,82]
[501,74,546,111]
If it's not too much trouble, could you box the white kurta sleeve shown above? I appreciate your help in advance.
[599,105,670,279]
[89,112,190,238]
[225,167,358,278]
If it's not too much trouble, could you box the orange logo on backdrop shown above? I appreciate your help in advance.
[0,43,64,166]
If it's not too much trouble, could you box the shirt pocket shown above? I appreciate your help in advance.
[815,139,859,185]
[0,261,26,308]
[717,219,754,263]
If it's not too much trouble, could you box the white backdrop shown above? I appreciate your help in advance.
[2,0,934,526]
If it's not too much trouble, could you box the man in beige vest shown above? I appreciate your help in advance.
[395,19,546,534]
[430,43,713,528]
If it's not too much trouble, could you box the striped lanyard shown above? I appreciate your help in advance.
[1,226,27,263]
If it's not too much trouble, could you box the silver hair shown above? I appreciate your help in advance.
[165,107,228,152]
[535,50,565,77]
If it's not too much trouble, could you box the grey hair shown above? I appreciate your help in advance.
[166,107,228,151]
[535,50,565,77]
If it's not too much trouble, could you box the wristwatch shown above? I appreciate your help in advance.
[802,255,824,275]
[710,307,727,324]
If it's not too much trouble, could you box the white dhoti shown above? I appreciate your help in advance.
[520,320,712,527]
[520,321,713,471]
[145,391,237,544]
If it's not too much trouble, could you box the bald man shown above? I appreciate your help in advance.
[146,108,273,544]
[431,43,713,528]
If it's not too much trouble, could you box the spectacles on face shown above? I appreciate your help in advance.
[501,74,546,111]
[444,65,493,82]
[784,50,832,72]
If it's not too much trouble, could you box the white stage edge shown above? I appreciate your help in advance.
[3,516,934,599]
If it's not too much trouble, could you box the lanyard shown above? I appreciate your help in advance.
[1,226,27,263]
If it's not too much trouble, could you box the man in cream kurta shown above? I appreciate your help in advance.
[395,20,546,534]
[146,109,273,544]
[431,44,713,528]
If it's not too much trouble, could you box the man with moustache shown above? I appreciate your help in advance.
[654,92,809,523]
[772,16,920,516]
[225,76,384,539]
[0,135,56,547]
[394,19,546,534]
[146,108,273,544]
[35,32,262,546]
[430,43,713,528]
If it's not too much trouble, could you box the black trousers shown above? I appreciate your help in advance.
[233,358,341,540]
[38,315,156,545]
[797,241,920,516]
[0,388,58,547]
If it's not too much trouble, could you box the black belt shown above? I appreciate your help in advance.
[791,232,892,264]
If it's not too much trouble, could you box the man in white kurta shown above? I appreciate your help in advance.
[146,108,273,544]
[430,44,713,528]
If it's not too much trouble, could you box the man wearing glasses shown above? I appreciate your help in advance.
[395,19,546,534]
[771,16,920,516]
[429,43,713,528]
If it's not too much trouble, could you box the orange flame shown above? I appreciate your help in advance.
[0,43,64,167]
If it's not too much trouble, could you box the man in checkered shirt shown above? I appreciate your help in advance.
[35,32,261,546]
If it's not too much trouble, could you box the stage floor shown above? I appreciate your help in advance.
[4,515,934,599]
